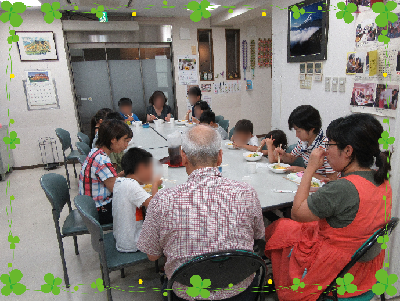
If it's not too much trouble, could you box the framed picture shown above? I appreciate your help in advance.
[15,31,58,61]
[287,0,329,62]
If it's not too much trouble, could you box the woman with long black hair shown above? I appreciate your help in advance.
[265,113,392,300]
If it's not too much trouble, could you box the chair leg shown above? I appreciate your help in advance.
[72,160,77,178]
[380,294,385,301]
[56,232,70,287]
[103,268,113,301]
[155,259,160,273]
[73,236,79,255]
[120,268,125,278]
[64,158,71,189]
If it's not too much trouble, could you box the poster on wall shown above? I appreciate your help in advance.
[23,70,59,109]
[355,19,377,48]
[346,52,366,74]
[287,0,329,62]
[350,83,376,106]
[201,84,212,92]
[376,84,399,110]
[16,31,58,61]
[377,13,400,40]
[177,55,198,85]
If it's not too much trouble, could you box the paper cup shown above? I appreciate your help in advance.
[170,118,175,127]
[247,162,257,174]
[162,164,169,178]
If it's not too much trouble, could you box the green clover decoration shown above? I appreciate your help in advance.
[8,234,20,249]
[378,30,391,44]
[40,273,62,295]
[41,2,62,24]
[291,5,305,20]
[0,1,26,27]
[378,131,395,150]
[162,1,175,8]
[372,1,398,27]
[372,269,398,296]
[336,2,357,24]
[336,273,357,295]
[291,278,305,291]
[187,0,211,22]
[91,5,105,18]
[377,234,389,249]
[3,131,20,150]
[7,30,19,44]
[186,275,211,298]
[0,269,27,296]
[91,278,105,292]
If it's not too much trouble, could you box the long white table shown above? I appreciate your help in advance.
[129,123,297,211]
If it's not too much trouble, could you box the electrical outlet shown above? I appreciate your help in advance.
[339,77,346,92]
[331,77,338,92]
[325,77,331,92]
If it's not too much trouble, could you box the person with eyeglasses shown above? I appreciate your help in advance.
[265,113,392,301]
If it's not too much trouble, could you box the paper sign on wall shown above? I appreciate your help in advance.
[178,55,198,85]
[369,50,378,76]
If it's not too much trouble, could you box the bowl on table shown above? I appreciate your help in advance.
[142,184,165,194]
[268,163,290,174]
[175,120,188,125]
[142,123,150,128]
[185,122,195,127]
[287,172,324,192]
[243,152,263,161]
[225,142,238,149]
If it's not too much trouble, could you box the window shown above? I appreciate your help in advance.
[198,29,214,81]
[225,29,240,80]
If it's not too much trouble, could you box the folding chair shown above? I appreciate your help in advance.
[77,132,90,146]
[215,115,224,123]
[218,119,230,133]
[76,141,91,156]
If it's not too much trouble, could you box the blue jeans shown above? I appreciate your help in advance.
[162,272,260,301]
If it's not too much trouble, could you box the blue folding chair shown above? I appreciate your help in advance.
[77,132,90,146]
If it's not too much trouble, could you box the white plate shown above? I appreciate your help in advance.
[142,184,165,194]
[243,152,263,161]
[268,163,291,173]
[175,120,188,125]
[287,173,324,192]
[225,142,238,149]
[185,122,195,127]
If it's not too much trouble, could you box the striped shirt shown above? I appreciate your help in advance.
[137,167,264,300]
[79,148,118,207]
[291,129,334,175]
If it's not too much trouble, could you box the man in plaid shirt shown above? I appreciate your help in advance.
[137,125,264,300]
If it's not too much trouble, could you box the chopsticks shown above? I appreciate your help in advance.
[150,114,158,120]
[277,144,282,165]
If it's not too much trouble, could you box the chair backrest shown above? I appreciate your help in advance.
[167,249,266,299]
[229,127,235,140]
[76,142,91,156]
[215,115,224,123]
[74,195,103,253]
[40,173,71,220]
[55,128,72,151]
[77,132,90,146]
[319,217,399,300]
[286,144,306,168]
[218,119,229,132]
[78,155,87,165]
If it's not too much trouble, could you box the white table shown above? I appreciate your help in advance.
[131,124,297,211]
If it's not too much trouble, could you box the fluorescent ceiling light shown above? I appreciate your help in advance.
[186,3,220,11]
[6,0,41,6]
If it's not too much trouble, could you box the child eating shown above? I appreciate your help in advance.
[118,98,140,125]
[259,130,288,163]
[275,105,337,181]
[231,119,259,150]
[112,147,163,253]
[199,111,228,139]
[192,100,210,124]
[185,86,202,121]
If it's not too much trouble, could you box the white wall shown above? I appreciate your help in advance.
[271,0,397,144]
[0,10,79,167]
[171,17,273,136]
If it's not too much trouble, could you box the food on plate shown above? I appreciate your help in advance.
[247,153,260,158]
[143,184,163,193]
[272,164,286,170]
[227,142,233,146]
[311,181,321,188]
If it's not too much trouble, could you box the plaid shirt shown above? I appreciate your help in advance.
[79,148,117,207]
[291,129,334,175]
[137,167,264,300]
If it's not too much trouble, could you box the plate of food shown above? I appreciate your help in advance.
[287,172,324,192]
[243,152,263,161]
[175,119,188,125]
[268,163,290,173]
[225,141,238,149]
[142,184,165,193]
[185,122,195,127]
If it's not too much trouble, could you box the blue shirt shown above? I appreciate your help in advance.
[120,112,140,124]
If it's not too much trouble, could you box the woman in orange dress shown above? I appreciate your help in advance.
[265,113,392,301]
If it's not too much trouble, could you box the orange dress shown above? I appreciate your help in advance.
[265,175,392,301]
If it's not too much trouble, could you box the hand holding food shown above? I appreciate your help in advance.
[127,116,134,121]
[308,148,326,171]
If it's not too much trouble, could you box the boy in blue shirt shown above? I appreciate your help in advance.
[118,98,140,125]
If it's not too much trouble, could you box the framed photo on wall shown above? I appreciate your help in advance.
[15,31,58,61]
[287,0,329,62]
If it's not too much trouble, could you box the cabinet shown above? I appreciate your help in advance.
[0,125,15,180]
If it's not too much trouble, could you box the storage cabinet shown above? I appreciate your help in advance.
[0,125,15,180]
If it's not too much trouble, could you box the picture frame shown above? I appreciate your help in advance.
[15,31,58,61]
[287,0,329,63]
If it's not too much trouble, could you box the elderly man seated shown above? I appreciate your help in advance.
[137,125,264,300]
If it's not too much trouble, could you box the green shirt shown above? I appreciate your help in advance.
[307,171,378,228]
[109,152,124,173]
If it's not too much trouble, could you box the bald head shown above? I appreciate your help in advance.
[181,125,222,167]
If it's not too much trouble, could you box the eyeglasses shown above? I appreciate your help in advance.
[325,143,338,149]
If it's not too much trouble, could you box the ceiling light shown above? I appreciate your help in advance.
[206,4,221,10]
[6,0,41,6]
